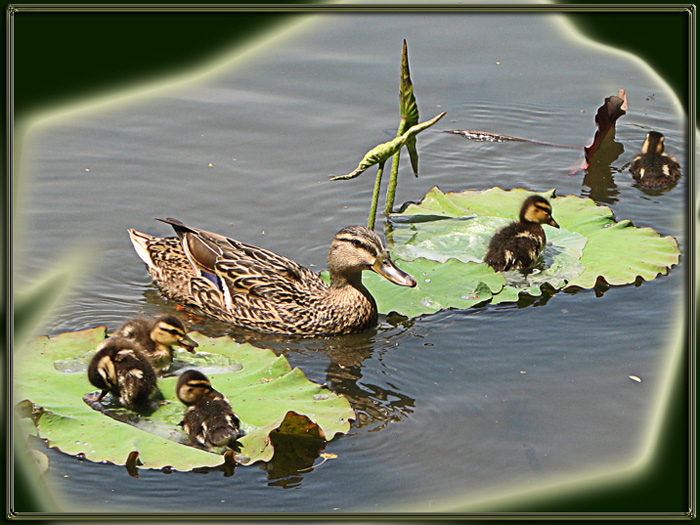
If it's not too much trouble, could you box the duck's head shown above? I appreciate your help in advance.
[520,195,559,228]
[641,131,665,155]
[176,369,221,405]
[149,315,199,354]
[327,225,416,288]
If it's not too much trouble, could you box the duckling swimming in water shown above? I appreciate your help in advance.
[176,369,241,448]
[484,195,559,272]
[629,131,681,189]
[87,337,158,411]
[114,315,198,373]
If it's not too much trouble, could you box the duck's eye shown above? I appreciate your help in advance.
[351,239,363,248]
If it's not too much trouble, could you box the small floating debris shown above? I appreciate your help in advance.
[628,375,642,383]
[444,129,581,149]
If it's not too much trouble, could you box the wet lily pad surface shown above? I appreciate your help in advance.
[359,187,680,317]
[15,327,355,471]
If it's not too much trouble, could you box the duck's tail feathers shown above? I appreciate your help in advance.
[155,217,197,238]
[127,229,158,271]
[208,425,241,447]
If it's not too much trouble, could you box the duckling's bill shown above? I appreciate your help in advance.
[546,217,560,229]
[178,333,199,354]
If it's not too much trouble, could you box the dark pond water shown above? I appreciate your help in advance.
[14,11,687,514]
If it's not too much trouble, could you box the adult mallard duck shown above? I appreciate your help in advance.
[484,195,559,272]
[114,314,198,373]
[87,337,158,411]
[128,220,416,336]
[176,369,241,448]
[629,131,681,189]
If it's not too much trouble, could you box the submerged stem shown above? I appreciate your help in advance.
[368,162,386,230]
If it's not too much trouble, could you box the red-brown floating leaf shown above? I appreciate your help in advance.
[125,450,141,478]
[583,89,628,165]
[222,450,237,477]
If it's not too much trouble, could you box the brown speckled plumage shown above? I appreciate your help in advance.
[629,131,681,190]
[128,221,416,336]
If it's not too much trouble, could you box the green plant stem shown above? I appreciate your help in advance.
[368,162,386,230]
[384,119,408,217]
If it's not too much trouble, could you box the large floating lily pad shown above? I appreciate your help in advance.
[359,186,679,317]
[15,327,355,471]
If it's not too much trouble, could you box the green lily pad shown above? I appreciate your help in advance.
[364,258,501,318]
[361,186,679,316]
[321,257,501,319]
[15,327,355,471]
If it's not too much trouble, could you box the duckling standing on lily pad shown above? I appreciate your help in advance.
[484,195,559,272]
[176,369,241,448]
[128,220,416,336]
[87,337,158,411]
[629,131,681,190]
[114,314,198,373]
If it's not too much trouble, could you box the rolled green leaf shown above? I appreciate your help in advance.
[330,112,446,182]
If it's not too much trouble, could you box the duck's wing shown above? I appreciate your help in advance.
[214,241,326,303]
[156,218,327,302]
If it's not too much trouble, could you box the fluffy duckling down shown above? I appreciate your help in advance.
[629,131,681,189]
[176,369,241,448]
[484,195,559,272]
[87,337,158,411]
[114,314,198,373]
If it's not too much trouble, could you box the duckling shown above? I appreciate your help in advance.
[128,220,416,336]
[87,337,158,411]
[629,131,681,189]
[176,369,241,448]
[484,195,559,272]
[114,314,198,373]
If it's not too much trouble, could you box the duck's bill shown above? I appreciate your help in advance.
[372,258,417,288]
[179,335,199,354]
[548,218,560,228]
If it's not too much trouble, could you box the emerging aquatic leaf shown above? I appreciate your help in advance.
[15,328,355,471]
[330,112,446,181]
[399,39,420,176]
[582,89,628,167]
[399,40,419,128]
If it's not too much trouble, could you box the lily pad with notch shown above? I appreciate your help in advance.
[16,327,355,471]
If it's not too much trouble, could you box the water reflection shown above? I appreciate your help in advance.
[262,432,326,488]
[139,287,419,481]
[581,131,624,204]
[275,323,418,433]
